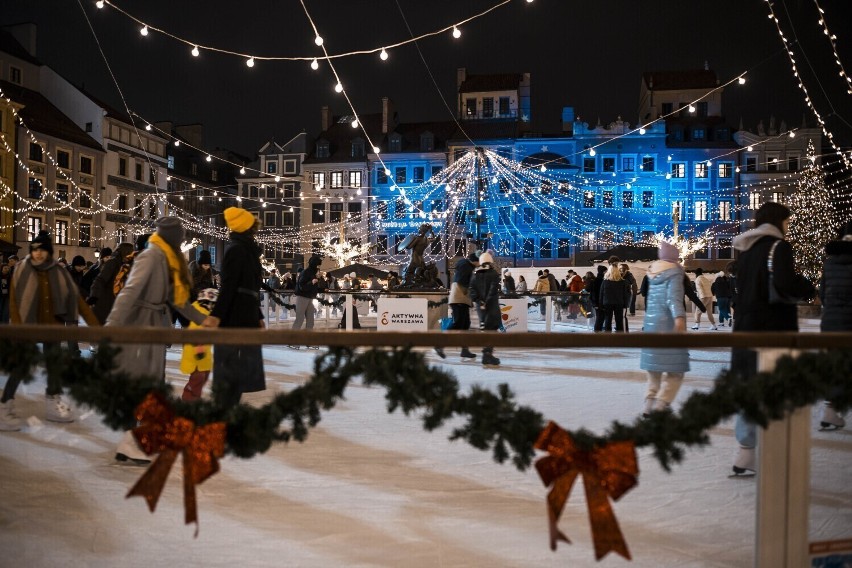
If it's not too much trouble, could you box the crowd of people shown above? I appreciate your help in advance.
[0,202,848,476]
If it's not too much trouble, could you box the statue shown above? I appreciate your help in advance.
[397,223,436,287]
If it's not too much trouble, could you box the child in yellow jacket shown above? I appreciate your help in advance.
[179,288,218,401]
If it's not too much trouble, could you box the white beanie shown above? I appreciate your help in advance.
[479,251,494,265]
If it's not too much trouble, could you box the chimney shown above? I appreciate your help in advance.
[321,106,332,132]
[561,107,575,134]
[457,67,467,90]
[174,124,204,148]
[153,121,173,137]
[4,23,37,58]
[382,97,396,134]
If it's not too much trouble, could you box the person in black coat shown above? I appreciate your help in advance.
[87,243,134,324]
[817,220,852,430]
[203,207,266,410]
[292,255,323,339]
[468,251,502,366]
[598,265,631,332]
[729,202,816,475]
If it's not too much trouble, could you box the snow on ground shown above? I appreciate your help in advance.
[0,313,850,567]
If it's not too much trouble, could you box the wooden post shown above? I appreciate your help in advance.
[545,296,552,333]
[755,348,810,568]
[345,293,353,331]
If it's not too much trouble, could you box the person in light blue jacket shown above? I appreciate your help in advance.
[639,241,689,414]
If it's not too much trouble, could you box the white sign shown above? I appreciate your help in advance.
[499,298,528,333]
[377,298,429,331]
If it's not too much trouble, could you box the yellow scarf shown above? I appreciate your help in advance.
[148,233,191,306]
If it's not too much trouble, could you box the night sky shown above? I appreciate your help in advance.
[3,0,850,157]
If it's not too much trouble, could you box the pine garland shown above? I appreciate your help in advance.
[0,339,849,471]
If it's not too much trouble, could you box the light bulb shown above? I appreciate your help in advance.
[789,131,795,138]
[688,104,696,113]
[145,124,152,131]
[96,0,104,8]
[589,148,596,156]
[639,127,646,135]
[275,175,281,182]
[239,167,246,175]
[380,48,388,61]
[140,26,149,36]
[174,140,180,147]
[334,82,343,93]
[540,165,546,172]
[747,146,753,151]
[314,35,324,46]
[246,57,255,68]
[452,26,461,39]
[206,155,212,162]
[191,183,196,189]
[738,76,746,85]
[351,119,358,128]
[665,173,672,179]
[735,166,741,173]
[166,176,171,181]
[180,195,184,200]
[384,168,391,176]
[310,58,319,70]
[372,146,380,154]
[191,45,200,57]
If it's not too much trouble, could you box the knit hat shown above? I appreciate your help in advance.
[478,251,494,265]
[30,230,54,256]
[308,255,323,267]
[155,216,185,250]
[224,207,255,233]
[198,250,212,265]
[100,247,113,259]
[658,241,680,263]
[71,255,87,267]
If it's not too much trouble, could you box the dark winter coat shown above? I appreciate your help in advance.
[67,265,85,290]
[820,239,852,332]
[503,274,515,294]
[469,263,502,330]
[296,264,322,298]
[732,225,815,332]
[600,278,631,308]
[683,274,705,312]
[190,262,217,300]
[711,275,733,298]
[88,255,124,324]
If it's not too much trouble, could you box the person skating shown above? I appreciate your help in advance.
[179,288,218,401]
[691,268,717,330]
[468,251,501,366]
[435,252,479,361]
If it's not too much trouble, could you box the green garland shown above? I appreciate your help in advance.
[0,339,849,471]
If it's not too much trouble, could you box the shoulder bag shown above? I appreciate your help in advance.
[767,240,800,304]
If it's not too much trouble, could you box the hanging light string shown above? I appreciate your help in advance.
[764,0,851,169]
[96,0,515,64]
[812,0,852,95]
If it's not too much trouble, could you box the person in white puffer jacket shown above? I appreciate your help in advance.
[691,267,717,330]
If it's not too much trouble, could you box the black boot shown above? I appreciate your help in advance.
[459,348,477,360]
[481,350,500,367]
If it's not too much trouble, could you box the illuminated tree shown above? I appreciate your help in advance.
[787,139,838,283]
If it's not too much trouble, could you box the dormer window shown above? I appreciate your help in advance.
[351,137,365,158]
[420,132,434,152]
[316,140,330,158]
[389,133,402,153]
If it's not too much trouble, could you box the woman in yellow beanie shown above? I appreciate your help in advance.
[202,207,266,409]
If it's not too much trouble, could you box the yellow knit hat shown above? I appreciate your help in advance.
[224,207,255,233]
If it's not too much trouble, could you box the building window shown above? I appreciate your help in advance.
[135,163,144,181]
[772,191,785,203]
[263,211,276,228]
[312,172,325,190]
[641,156,655,172]
[602,157,615,172]
[149,167,156,185]
[27,216,42,241]
[191,163,198,176]
[348,201,362,221]
[661,102,673,115]
[787,155,800,171]
[376,167,388,184]
[330,171,343,188]
[53,220,69,246]
[498,97,511,116]
[281,209,294,226]
[79,189,92,208]
[623,230,634,244]
[749,192,761,209]
[745,155,758,172]
[316,141,330,158]
[642,191,654,208]
[28,177,42,199]
[695,200,708,221]
[266,161,277,174]
[413,166,425,183]
[56,183,69,203]
[376,235,389,255]
[583,190,595,208]
[697,102,708,117]
[149,201,158,219]
[557,238,571,258]
[583,157,596,172]
[349,171,362,188]
[582,232,596,251]
[29,143,43,162]
[80,156,93,174]
[523,207,535,224]
[482,98,494,118]
[312,203,325,223]
[352,139,365,158]
[466,99,476,116]
[718,200,732,221]
[671,163,686,178]
[10,66,22,85]
[377,201,388,220]
[694,162,708,178]
[248,185,258,198]
[716,128,730,141]
[79,223,91,247]
[395,198,406,219]
[692,128,705,141]
[622,157,635,171]
[541,180,552,195]
[603,190,613,208]
[266,185,277,199]
[718,238,733,259]
[389,134,402,152]
[135,198,144,217]
[57,150,70,169]
[118,194,128,210]
[718,162,733,178]
[394,167,406,184]
[767,155,779,172]
[498,207,510,226]
[539,237,552,258]
[522,238,535,258]
[329,202,344,222]
[622,191,634,208]
[211,170,218,182]
[432,165,443,178]
[118,157,127,177]
[672,200,685,220]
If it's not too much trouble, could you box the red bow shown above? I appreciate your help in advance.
[534,421,638,561]
[126,392,226,536]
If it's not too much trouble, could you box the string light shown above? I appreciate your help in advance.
[813,0,851,95]
[246,57,255,68]
[95,0,104,7]
[452,26,461,39]
[205,155,212,162]
[140,25,148,37]
[334,82,343,93]
[314,35,324,46]
[240,167,246,175]
[145,124,152,131]
[310,58,319,70]
[191,45,200,57]
[373,146,381,154]
[738,75,746,85]
[351,119,358,128]
[379,48,389,61]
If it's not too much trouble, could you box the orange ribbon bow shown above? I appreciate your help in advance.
[126,392,226,536]
[534,421,638,561]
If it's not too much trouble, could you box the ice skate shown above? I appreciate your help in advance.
[819,403,846,431]
[434,347,446,359]
[481,353,500,367]
[115,431,152,465]
[0,399,22,431]
[45,394,74,423]
[730,446,756,477]
[459,348,477,361]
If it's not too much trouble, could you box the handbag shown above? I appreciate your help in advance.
[767,240,800,304]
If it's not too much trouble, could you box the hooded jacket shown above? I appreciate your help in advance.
[820,238,852,332]
[731,223,815,332]
[640,260,689,373]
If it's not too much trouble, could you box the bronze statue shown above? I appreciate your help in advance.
[397,223,436,286]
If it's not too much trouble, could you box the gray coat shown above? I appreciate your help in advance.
[105,245,204,381]
[640,261,690,373]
